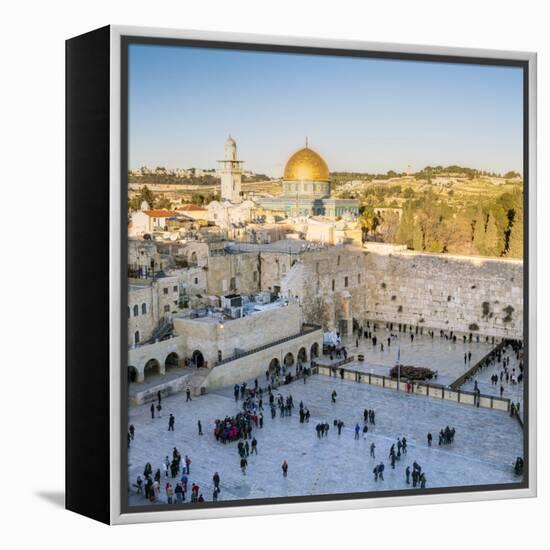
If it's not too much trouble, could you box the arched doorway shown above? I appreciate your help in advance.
[283,352,295,367]
[268,357,280,374]
[310,342,319,359]
[192,350,205,368]
[144,358,160,379]
[190,251,197,264]
[165,352,180,372]
[128,366,138,383]
[297,347,307,364]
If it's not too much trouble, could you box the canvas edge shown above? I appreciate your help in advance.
[107,25,537,525]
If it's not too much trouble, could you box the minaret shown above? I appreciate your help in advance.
[218,135,244,203]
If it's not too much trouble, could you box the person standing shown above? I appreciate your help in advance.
[129,424,135,440]
[370,442,376,458]
[405,466,411,485]
[427,433,432,447]
[185,455,191,474]
[213,472,220,491]
[150,403,155,419]
[240,457,248,475]
[354,423,360,440]
[186,387,192,402]
[282,460,289,477]
[168,414,175,431]
[197,420,203,436]
[165,482,174,504]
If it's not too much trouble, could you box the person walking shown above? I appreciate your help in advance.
[354,423,360,440]
[185,455,191,474]
[240,457,248,475]
[197,420,203,436]
[378,462,385,481]
[282,460,289,477]
[168,414,175,431]
[427,433,432,447]
[129,424,135,440]
[186,387,192,402]
[150,403,155,419]
[370,442,376,458]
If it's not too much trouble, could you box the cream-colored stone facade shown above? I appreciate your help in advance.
[277,245,523,339]
[173,301,303,367]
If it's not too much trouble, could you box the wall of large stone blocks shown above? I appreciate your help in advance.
[276,246,523,340]
[363,251,524,339]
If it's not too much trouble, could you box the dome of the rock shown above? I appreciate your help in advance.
[283,146,330,182]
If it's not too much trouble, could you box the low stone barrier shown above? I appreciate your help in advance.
[314,364,511,413]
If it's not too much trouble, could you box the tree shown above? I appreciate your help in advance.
[507,206,523,258]
[472,207,487,255]
[484,212,499,256]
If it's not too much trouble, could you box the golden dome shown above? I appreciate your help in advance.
[283,146,330,182]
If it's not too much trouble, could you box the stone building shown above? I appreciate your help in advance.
[256,141,359,217]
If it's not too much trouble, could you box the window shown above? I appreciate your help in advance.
[253,271,258,282]
[332,279,335,291]
[163,288,168,295]
[141,303,147,314]
[134,331,140,344]
[230,277,236,290]
[164,305,170,313]
[194,277,198,285]
[133,304,139,317]
[337,255,341,266]
[174,300,178,306]
[358,274,361,284]
[344,276,349,287]
[173,286,178,292]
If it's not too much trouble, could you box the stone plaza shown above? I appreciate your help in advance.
[127,355,523,506]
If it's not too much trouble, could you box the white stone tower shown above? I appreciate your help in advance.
[218,135,244,203]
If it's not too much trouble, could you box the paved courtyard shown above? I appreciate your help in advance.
[340,326,496,386]
[127,372,523,507]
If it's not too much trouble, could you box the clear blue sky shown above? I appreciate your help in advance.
[128,43,523,176]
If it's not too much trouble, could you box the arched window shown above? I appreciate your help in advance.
[134,331,140,344]
[141,302,147,314]
[133,304,139,317]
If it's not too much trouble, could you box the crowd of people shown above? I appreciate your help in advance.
[128,329,525,506]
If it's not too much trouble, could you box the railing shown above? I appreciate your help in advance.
[313,364,511,413]
[214,324,322,366]
[449,341,506,389]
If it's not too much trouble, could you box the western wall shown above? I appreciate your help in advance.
[281,245,524,340]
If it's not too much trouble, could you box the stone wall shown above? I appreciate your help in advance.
[203,329,323,390]
[173,302,303,366]
[364,251,523,339]
[277,246,523,340]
